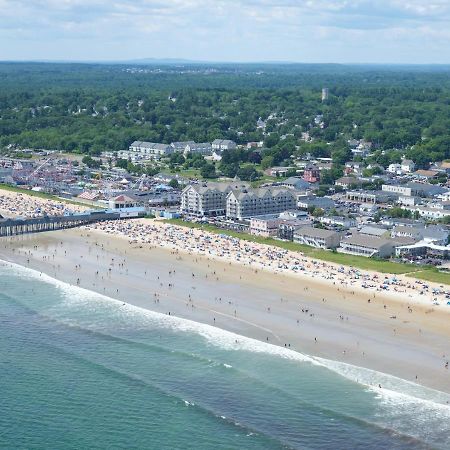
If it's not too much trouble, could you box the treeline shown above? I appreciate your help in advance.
[1,63,450,167]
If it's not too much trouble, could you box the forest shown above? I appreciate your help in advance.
[1,62,450,169]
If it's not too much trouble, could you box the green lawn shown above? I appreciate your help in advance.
[406,269,450,285]
[164,218,424,276]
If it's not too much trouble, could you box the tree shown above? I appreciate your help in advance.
[261,155,274,170]
[168,178,179,189]
[236,166,261,181]
[82,155,101,169]
[200,163,217,179]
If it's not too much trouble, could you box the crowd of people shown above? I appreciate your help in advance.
[0,189,449,307]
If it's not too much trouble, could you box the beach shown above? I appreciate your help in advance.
[1,189,450,394]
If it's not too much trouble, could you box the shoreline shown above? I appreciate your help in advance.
[0,188,449,395]
[1,226,450,395]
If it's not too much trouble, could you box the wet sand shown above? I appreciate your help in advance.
[1,227,450,394]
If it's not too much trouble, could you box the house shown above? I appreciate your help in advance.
[339,234,395,258]
[293,226,341,249]
[387,164,402,175]
[401,159,415,173]
[249,215,282,237]
[303,163,320,183]
[318,216,357,228]
[226,187,296,220]
[212,139,237,152]
[335,176,362,189]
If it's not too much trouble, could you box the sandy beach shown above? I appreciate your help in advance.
[1,189,450,394]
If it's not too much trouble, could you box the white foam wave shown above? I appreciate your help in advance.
[2,258,450,421]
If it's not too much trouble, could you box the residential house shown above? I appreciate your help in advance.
[303,163,320,183]
[401,159,415,173]
[318,216,357,228]
[335,176,362,189]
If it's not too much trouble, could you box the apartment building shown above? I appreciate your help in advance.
[129,141,173,159]
[184,142,213,156]
[226,188,296,220]
[180,182,248,217]
[212,139,237,152]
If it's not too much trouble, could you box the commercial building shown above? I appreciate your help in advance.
[339,234,395,258]
[293,226,341,249]
[249,215,282,237]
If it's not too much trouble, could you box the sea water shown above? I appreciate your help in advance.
[1,261,450,450]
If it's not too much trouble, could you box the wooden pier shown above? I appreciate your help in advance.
[0,209,138,237]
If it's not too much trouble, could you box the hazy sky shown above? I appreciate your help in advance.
[1,0,450,63]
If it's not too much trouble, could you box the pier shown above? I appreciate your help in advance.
[0,208,145,237]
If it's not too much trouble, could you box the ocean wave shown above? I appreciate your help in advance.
[2,258,450,422]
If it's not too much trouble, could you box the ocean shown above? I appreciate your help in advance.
[1,261,450,450]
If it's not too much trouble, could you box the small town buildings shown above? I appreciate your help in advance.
[303,163,320,183]
[293,226,341,249]
[339,234,395,258]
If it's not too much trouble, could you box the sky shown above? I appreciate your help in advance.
[1,0,450,63]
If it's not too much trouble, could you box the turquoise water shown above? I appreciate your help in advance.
[1,261,450,449]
